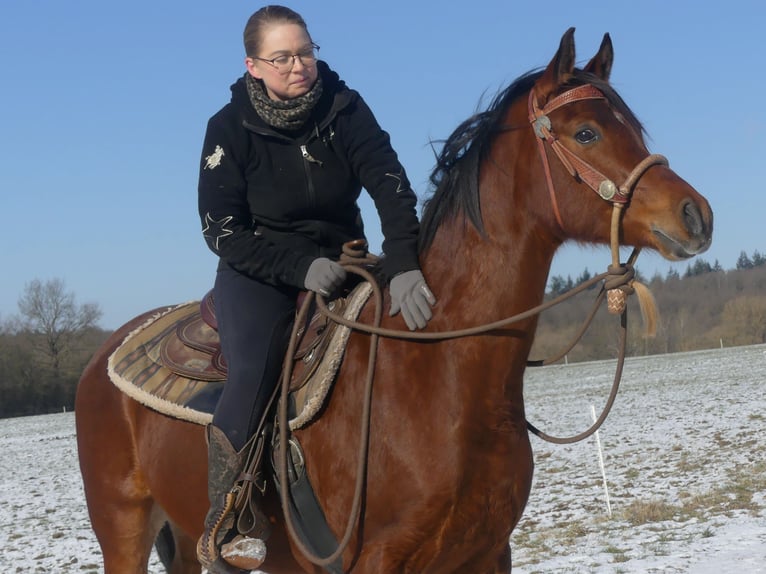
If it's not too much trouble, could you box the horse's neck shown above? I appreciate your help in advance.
[418,227,553,431]
[419,108,560,404]
[423,219,555,328]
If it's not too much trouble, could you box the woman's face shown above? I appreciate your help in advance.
[245,23,318,102]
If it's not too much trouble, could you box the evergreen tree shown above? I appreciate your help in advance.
[548,275,567,296]
[685,258,712,277]
[576,268,592,285]
[736,251,754,270]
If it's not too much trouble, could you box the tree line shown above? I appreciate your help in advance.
[532,250,766,362]
[547,250,764,296]
[2,251,765,418]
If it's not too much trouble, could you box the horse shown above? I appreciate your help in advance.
[76,28,712,573]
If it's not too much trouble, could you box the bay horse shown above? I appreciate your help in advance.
[76,28,712,573]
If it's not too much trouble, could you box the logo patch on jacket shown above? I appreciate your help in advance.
[385,169,407,193]
[202,212,234,251]
[203,145,225,170]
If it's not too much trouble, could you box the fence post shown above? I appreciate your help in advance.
[591,404,612,517]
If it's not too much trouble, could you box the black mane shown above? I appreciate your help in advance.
[418,69,644,253]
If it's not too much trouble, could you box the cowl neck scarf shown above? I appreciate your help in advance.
[246,73,323,131]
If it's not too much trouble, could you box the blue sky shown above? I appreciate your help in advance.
[1,1,762,329]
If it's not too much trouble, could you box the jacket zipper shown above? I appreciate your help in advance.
[300,144,322,207]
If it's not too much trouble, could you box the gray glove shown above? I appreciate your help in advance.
[389,269,437,330]
[304,258,347,297]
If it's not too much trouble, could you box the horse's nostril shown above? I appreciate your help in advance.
[682,200,704,237]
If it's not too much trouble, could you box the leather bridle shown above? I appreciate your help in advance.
[528,84,668,272]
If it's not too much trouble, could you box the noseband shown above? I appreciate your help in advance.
[528,84,668,236]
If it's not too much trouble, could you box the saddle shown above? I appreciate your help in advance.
[158,289,349,393]
[108,282,372,427]
[158,291,227,381]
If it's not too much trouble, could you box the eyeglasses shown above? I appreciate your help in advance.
[252,43,320,74]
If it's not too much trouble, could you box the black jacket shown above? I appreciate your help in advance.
[198,62,421,288]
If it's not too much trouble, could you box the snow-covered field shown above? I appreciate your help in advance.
[514,343,766,573]
[1,344,765,573]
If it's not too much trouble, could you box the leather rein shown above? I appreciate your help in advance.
[275,83,668,566]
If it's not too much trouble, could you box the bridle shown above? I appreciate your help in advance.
[276,83,670,567]
[527,83,668,277]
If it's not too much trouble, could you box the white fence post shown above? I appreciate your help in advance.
[591,404,612,517]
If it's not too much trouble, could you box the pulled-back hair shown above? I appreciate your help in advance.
[244,5,310,57]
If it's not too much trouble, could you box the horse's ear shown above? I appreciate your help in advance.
[583,33,613,81]
[536,27,576,102]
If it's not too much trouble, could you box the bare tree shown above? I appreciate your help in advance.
[17,278,102,381]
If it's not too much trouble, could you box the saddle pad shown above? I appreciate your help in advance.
[106,283,373,428]
[107,302,217,426]
[289,282,371,430]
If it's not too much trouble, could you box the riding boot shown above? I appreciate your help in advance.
[196,424,267,573]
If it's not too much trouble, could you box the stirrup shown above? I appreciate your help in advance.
[221,534,267,570]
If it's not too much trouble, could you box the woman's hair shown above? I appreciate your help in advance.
[244,5,310,58]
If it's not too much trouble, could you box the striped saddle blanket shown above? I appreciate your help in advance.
[107,283,372,428]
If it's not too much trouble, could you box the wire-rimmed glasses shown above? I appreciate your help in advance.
[252,43,320,73]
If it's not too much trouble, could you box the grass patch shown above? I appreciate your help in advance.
[686,460,766,516]
[603,544,630,563]
[676,454,705,474]
[622,499,678,525]
[624,467,640,481]
[562,521,589,542]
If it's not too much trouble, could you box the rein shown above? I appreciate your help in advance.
[310,250,640,446]
[275,83,667,565]
[276,251,382,568]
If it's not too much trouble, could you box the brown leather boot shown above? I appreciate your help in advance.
[196,425,267,573]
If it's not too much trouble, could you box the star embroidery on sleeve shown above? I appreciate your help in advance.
[202,212,234,251]
[384,169,408,194]
[203,145,225,170]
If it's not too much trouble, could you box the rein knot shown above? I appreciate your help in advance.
[604,263,635,314]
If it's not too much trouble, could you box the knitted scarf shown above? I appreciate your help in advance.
[246,73,323,131]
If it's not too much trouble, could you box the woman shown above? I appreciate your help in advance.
[196,5,436,572]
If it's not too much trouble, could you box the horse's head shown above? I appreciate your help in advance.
[524,27,713,259]
[419,28,714,314]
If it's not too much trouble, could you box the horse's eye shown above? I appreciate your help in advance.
[575,128,598,144]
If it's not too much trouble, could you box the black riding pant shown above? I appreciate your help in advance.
[212,265,296,451]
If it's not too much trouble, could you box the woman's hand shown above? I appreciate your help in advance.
[304,258,347,297]
[389,270,437,330]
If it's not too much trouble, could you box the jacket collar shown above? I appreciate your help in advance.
[234,61,354,141]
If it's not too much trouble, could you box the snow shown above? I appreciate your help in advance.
[514,343,766,573]
[1,344,765,572]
